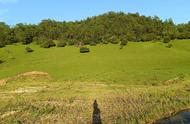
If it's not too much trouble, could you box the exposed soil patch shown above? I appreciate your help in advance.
[0,71,50,85]
[0,111,19,119]
[163,76,184,85]
[0,79,8,86]
[11,86,47,94]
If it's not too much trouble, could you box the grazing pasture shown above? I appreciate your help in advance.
[1,39,190,123]
[1,40,190,85]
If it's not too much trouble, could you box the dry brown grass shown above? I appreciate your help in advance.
[0,71,51,85]
[0,76,190,123]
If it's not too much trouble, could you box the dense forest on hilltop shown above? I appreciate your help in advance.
[1,12,190,48]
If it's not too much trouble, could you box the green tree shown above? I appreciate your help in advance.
[0,22,10,46]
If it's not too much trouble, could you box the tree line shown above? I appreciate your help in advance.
[1,12,190,48]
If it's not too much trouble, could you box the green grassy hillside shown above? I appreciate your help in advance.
[1,40,190,123]
[1,40,190,85]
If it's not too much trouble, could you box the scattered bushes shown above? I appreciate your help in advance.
[165,43,173,48]
[120,35,128,45]
[0,42,5,48]
[108,36,120,44]
[57,41,67,47]
[67,39,76,46]
[120,41,128,49]
[0,60,3,64]
[41,40,56,48]
[120,41,128,46]
[102,40,109,44]
[163,36,171,43]
[110,40,120,44]
[33,37,42,45]
[83,40,90,45]
[119,36,128,49]
[76,42,84,47]
[25,47,34,52]
[90,42,96,46]
[80,47,90,53]
[161,36,173,48]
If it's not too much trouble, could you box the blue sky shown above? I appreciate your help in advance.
[0,0,190,25]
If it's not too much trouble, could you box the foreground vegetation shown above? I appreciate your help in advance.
[0,72,190,123]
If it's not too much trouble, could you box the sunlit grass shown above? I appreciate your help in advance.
[1,40,190,123]
[1,40,190,85]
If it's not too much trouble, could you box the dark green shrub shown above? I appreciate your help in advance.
[111,40,120,44]
[102,40,108,44]
[90,42,96,46]
[25,47,34,52]
[120,41,128,49]
[80,47,90,53]
[67,39,76,46]
[57,41,67,47]
[108,36,120,44]
[166,43,173,48]
[83,40,90,45]
[0,42,5,48]
[76,42,84,47]
[120,41,128,46]
[120,35,128,44]
[41,40,56,48]
[163,36,171,43]
[32,37,41,44]
[0,60,3,64]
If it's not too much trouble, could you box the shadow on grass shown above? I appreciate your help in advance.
[92,100,102,124]
[154,109,190,124]
[0,60,4,64]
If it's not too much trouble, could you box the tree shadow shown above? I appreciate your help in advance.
[154,109,190,124]
[92,100,102,124]
[0,60,4,64]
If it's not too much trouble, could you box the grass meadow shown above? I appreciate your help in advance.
[1,40,190,84]
[0,40,190,123]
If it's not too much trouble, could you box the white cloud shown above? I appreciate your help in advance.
[0,0,18,4]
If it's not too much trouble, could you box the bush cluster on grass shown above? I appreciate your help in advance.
[108,36,120,44]
[119,39,128,49]
[165,43,173,48]
[57,41,67,47]
[120,40,128,47]
[41,40,56,48]
[25,47,34,52]
[102,40,109,44]
[163,36,171,43]
[90,42,96,46]
[0,42,5,48]
[67,39,76,46]
[0,60,3,64]
[80,47,90,53]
